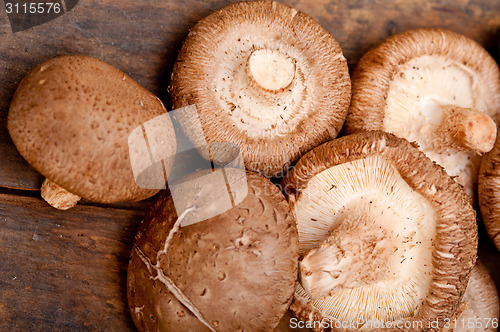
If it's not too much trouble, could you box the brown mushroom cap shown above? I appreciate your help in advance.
[170,1,351,178]
[441,261,499,332]
[127,169,298,331]
[282,131,477,331]
[8,55,176,204]
[344,28,500,196]
[479,132,500,251]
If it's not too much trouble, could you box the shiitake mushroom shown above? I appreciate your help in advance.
[8,55,176,209]
[169,1,351,178]
[127,169,298,331]
[345,28,500,197]
[282,131,477,331]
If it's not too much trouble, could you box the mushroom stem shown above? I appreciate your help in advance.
[299,241,341,299]
[41,179,81,210]
[247,49,295,91]
[435,105,497,154]
[299,215,392,299]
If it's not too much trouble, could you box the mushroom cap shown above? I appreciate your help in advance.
[344,28,500,196]
[282,131,477,331]
[127,169,298,331]
[8,55,176,203]
[170,1,351,178]
[441,261,499,332]
[479,132,500,250]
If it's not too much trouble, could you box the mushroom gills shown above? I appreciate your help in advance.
[452,260,500,332]
[170,0,352,178]
[295,155,437,322]
[443,261,500,332]
[384,55,496,192]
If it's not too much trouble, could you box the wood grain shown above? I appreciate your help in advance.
[0,0,499,190]
[0,192,144,331]
[0,0,499,331]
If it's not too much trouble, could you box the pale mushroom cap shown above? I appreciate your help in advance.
[170,1,351,178]
[8,55,176,203]
[479,132,500,251]
[127,169,298,331]
[440,261,500,332]
[345,28,500,196]
[282,131,477,331]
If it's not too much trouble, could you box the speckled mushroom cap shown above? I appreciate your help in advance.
[281,131,477,331]
[8,55,176,204]
[127,169,298,331]
[344,28,500,197]
[169,1,351,178]
[441,261,499,332]
[479,132,500,251]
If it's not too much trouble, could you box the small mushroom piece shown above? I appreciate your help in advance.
[345,28,500,197]
[282,131,477,331]
[127,169,298,331]
[478,132,500,251]
[170,1,351,178]
[8,55,176,209]
[441,261,499,332]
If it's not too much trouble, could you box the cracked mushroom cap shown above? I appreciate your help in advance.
[8,55,176,208]
[344,28,500,197]
[441,260,499,332]
[479,132,500,251]
[281,131,477,331]
[169,1,351,178]
[127,169,298,331]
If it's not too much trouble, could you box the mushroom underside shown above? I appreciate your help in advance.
[295,155,436,324]
[282,131,477,331]
[347,29,500,197]
[170,0,351,177]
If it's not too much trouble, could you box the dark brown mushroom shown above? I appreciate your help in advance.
[127,168,298,331]
[8,55,176,209]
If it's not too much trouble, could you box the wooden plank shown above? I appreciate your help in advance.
[290,0,500,67]
[0,0,499,190]
[0,118,43,190]
[0,2,500,329]
[0,192,144,331]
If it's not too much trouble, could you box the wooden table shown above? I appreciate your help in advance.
[1,0,499,330]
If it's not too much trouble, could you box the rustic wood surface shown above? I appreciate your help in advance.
[0,0,499,331]
[0,192,144,331]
